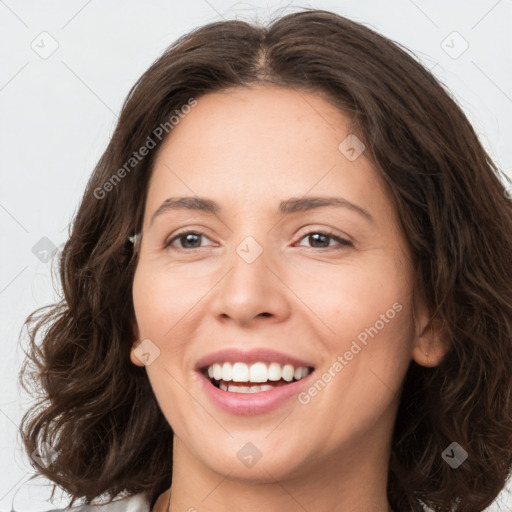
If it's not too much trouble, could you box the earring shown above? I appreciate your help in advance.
[128,232,140,244]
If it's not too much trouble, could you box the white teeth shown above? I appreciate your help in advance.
[206,361,312,391]
[232,362,250,382]
[222,362,233,381]
[249,362,268,383]
[225,384,273,393]
[213,363,223,381]
[268,362,282,381]
[282,364,294,382]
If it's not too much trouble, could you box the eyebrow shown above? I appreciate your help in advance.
[149,196,375,226]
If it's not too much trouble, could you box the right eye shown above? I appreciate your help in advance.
[163,230,216,250]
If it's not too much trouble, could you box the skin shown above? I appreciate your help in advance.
[130,84,448,512]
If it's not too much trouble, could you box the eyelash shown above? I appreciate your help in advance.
[163,229,353,251]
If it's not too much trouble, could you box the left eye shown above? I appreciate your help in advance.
[164,230,351,250]
[295,231,352,249]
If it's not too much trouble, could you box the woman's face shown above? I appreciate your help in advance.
[131,84,442,482]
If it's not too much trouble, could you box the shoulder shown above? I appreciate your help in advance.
[45,492,151,512]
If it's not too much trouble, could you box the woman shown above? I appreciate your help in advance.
[19,8,512,512]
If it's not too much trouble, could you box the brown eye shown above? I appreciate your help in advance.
[164,231,212,250]
[296,231,352,249]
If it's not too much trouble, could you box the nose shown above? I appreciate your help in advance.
[212,240,291,327]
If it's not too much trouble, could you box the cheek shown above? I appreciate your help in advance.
[316,297,413,436]
[295,256,414,390]
[132,260,206,337]
[131,264,194,428]
[132,269,165,336]
[290,257,408,339]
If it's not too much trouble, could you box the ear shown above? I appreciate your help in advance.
[411,297,449,368]
[129,319,145,367]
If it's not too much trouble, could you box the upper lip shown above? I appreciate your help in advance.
[195,348,316,371]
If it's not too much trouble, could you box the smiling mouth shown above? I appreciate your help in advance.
[202,361,315,394]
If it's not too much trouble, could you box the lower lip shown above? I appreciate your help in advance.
[197,371,315,416]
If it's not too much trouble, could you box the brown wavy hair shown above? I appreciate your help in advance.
[18,8,512,512]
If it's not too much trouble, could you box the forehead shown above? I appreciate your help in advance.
[144,85,393,227]
[160,84,354,158]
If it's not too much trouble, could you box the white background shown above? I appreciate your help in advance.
[1,0,511,510]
